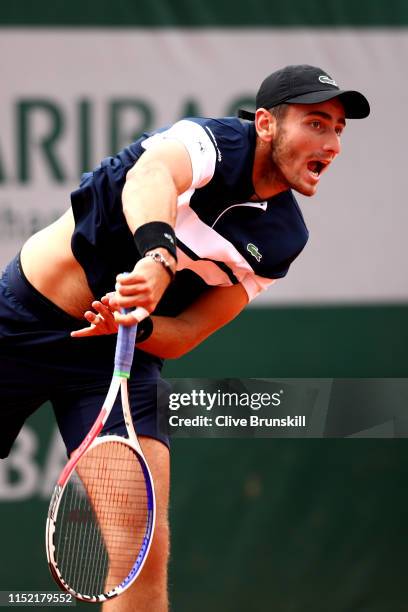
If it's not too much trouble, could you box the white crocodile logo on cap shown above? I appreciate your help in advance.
[319,75,337,86]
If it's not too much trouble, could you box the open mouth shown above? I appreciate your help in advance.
[307,160,328,178]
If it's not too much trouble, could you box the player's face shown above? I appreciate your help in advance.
[271,98,346,196]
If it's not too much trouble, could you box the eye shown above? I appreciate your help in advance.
[310,120,321,129]
[335,127,344,137]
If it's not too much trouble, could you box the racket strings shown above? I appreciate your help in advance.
[54,440,149,596]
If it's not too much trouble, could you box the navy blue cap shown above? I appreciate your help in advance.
[238,64,370,120]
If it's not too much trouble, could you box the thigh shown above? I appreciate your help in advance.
[0,354,50,458]
[139,435,170,524]
[0,399,45,459]
[98,436,170,611]
[52,377,171,457]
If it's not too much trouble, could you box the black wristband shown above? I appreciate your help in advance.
[134,221,177,261]
[135,316,154,344]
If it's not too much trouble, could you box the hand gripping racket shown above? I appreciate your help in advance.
[46,308,155,603]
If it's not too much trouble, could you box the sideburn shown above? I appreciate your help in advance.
[270,123,293,187]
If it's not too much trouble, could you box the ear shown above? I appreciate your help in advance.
[255,108,276,142]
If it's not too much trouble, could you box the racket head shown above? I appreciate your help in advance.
[46,435,155,602]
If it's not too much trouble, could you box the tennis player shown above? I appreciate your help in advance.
[0,64,369,611]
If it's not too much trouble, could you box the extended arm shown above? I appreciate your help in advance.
[139,283,248,359]
[112,140,194,324]
[121,139,192,232]
[72,283,248,359]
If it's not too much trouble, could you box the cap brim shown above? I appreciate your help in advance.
[237,109,256,120]
[285,89,370,119]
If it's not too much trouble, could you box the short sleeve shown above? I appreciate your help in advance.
[141,120,217,189]
[240,274,276,302]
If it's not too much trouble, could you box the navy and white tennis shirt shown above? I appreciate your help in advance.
[70,117,309,315]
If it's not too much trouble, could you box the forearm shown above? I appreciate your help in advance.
[72,284,248,357]
[137,315,198,359]
[138,284,249,359]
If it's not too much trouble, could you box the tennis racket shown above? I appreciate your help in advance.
[45,307,155,603]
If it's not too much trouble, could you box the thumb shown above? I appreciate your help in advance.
[113,306,150,324]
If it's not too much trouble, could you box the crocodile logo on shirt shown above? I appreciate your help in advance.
[247,243,262,262]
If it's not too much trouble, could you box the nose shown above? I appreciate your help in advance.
[322,131,341,156]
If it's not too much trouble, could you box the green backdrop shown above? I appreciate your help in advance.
[0,0,407,26]
[1,305,407,610]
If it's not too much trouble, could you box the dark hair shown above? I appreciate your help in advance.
[268,103,289,122]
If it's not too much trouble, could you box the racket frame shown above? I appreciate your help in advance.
[46,312,156,603]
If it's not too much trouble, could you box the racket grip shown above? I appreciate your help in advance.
[114,308,138,377]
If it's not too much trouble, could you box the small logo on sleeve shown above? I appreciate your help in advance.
[247,243,262,262]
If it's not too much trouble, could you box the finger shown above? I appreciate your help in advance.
[101,292,115,305]
[84,311,103,323]
[131,306,149,321]
[107,297,121,311]
[71,325,96,338]
[116,284,151,297]
[110,295,151,310]
[115,280,148,296]
[116,272,146,285]
[113,307,149,326]
[113,312,140,326]
[92,302,113,318]
[91,307,118,333]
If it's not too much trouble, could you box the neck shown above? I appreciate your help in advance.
[252,137,289,200]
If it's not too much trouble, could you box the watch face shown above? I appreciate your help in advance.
[146,251,175,279]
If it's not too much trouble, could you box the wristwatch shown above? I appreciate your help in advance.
[144,250,176,280]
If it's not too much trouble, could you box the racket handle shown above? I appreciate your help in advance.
[114,307,138,377]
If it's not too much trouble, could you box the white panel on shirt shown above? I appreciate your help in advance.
[175,204,276,301]
[141,119,216,189]
[141,120,276,301]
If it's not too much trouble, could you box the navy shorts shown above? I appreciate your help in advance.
[0,255,170,458]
